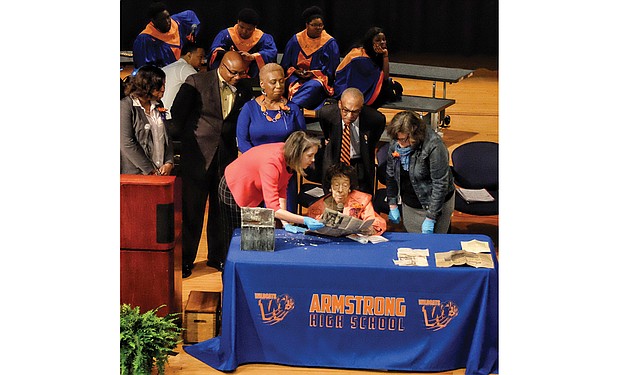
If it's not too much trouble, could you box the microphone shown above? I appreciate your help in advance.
[336,203,344,213]
[188,24,198,42]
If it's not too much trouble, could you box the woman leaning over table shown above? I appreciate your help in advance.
[237,63,306,213]
[218,131,324,258]
[307,162,386,235]
[385,110,455,233]
[120,65,174,176]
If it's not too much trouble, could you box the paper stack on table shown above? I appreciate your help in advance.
[393,248,429,266]
[435,239,494,268]
[460,239,492,253]
[346,234,389,244]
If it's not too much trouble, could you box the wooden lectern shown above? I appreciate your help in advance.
[120,175,182,317]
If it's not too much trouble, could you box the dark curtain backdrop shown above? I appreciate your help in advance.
[121,0,497,59]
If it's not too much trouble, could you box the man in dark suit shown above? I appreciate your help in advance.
[170,51,253,277]
[317,87,386,194]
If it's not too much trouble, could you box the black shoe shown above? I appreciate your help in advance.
[182,264,192,278]
[206,259,224,272]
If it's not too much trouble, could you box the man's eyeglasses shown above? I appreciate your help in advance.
[308,22,324,28]
[340,106,361,116]
[222,63,246,77]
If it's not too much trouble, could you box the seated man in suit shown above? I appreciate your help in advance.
[317,87,386,195]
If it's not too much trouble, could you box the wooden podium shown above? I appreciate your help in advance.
[120,175,182,317]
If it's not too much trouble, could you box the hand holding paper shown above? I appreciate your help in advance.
[303,217,325,231]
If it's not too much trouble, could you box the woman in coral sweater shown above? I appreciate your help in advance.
[307,162,386,235]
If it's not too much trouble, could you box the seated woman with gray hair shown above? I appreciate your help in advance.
[307,162,386,235]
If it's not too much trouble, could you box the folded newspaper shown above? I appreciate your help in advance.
[307,208,375,237]
[434,250,494,268]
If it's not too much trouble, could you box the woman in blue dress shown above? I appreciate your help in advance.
[237,63,306,212]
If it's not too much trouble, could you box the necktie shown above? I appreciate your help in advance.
[340,123,351,165]
[221,82,233,118]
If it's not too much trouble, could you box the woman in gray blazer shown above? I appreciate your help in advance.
[121,66,174,175]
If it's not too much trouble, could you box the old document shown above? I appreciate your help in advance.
[460,239,491,253]
[393,248,429,267]
[309,208,375,237]
[435,250,494,268]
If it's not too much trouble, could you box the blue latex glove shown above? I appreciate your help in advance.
[284,223,306,234]
[388,207,400,223]
[422,218,436,234]
[303,217,325,230]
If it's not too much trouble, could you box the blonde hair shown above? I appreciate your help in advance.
[259,63,284,82]
[283,131,321,176]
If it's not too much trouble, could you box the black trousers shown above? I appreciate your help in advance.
[218,175,242,261]
[181,155,227,267]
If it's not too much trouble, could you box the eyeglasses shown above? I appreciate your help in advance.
[331,182,350,191]
[308,22,324,28]
[222,63,245,77]
[340,106,361,116]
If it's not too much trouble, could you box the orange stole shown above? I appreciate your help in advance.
[141,20,182,60]
[296,30,333,57]
[336,47,383,105]
[228,26,264,52]
[287,30,335,98]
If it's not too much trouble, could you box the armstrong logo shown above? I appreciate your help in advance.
[419,299,458,331]
[255,293,295,325]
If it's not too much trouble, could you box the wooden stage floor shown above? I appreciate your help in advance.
[163,66,499,374]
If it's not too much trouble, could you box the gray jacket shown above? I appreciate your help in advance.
[120,96,174,175]
[385,127,454,220]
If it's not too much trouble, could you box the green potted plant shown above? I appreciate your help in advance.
[120,304,183,375]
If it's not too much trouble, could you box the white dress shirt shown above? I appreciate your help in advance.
[161,58,198,113]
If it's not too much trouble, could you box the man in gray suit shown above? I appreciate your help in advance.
[317,88,386,195]
[170,51,253,277]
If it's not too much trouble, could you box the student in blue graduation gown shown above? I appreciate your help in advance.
[280,6,340,110]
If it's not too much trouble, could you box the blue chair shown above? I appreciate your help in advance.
[451,141,498,216]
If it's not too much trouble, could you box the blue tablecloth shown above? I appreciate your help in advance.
[185,230,498,375]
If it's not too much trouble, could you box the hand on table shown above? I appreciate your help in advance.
[284,224,306,234]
